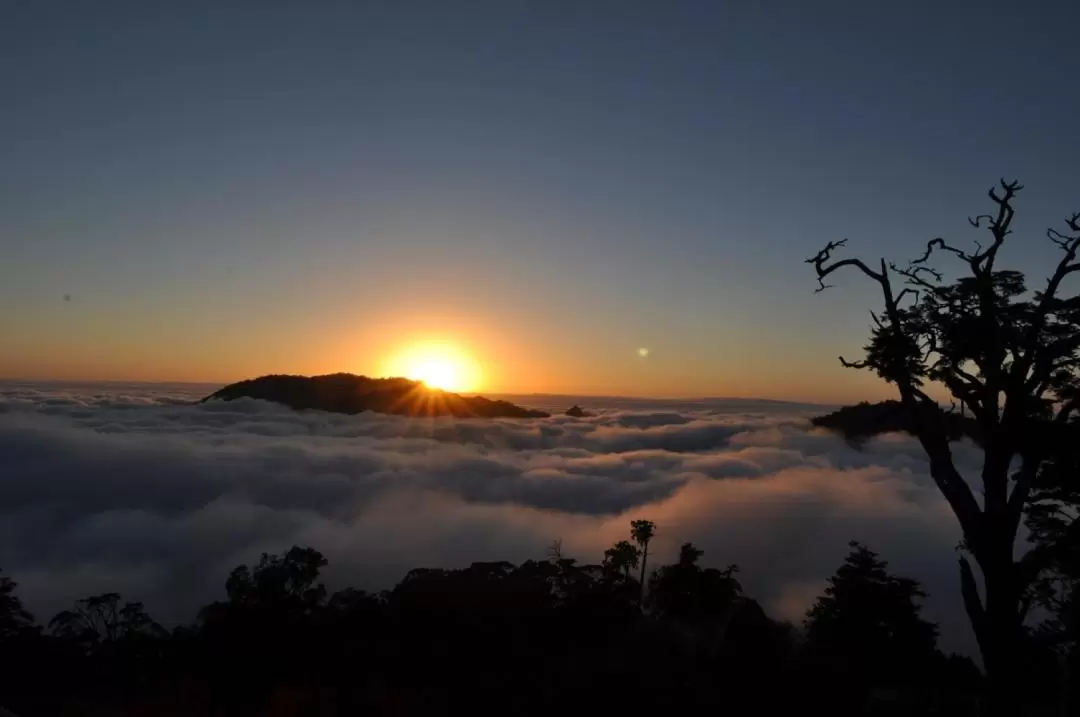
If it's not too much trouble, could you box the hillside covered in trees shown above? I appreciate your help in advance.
[201,374,550,418]
[1,521,1001,717]
[811,400,978,443]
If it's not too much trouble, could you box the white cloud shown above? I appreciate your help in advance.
[0,381,979,654]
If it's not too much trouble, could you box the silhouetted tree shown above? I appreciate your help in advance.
[0,569,34,639]
[49,593,164,649]
[0,573,55,715]
[192,547,334,712]
[805,542,939,686]
[603,540,640,580]
[807,181,1080,714]
[631,519,656,603]
[42,593,169,712]
[677,542,704,566]
[649,542,741,622]
[221,545,327,610]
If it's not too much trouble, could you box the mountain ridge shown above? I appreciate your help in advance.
[201,373,550,418]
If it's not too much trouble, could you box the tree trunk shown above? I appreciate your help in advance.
[638,542,649,606]
[981,439,1022,712]
[949,440,1025,717]
[979,529,1023,717]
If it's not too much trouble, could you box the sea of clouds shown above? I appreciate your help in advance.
[0,381,986,654]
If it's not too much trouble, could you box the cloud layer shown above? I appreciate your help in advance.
[0,381,982,654]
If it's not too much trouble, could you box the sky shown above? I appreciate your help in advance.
[2,0,1078,402]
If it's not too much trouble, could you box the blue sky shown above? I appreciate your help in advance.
[2,0,1077,401]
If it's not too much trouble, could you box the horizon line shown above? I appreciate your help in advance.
[0,375,841,407]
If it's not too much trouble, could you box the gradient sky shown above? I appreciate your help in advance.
[2,0,1078,402]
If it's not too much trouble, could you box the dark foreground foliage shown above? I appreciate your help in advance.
[0,528,993,717]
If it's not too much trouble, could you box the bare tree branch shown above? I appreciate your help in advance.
[913,237,972,265]
[805,239,884,292]
[891,264,944,296]
[911,387,935,405]
[941,374,985,419]
[953,364,984,388]
[975,179,1022,275]
[838,355,869,369]
[894,287,919,306]
[1047,227,1075,250]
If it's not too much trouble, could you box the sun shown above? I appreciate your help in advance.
[407,356,460,391]
[386,341,482,393]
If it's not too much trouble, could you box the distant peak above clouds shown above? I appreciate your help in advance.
[202,373,550,418]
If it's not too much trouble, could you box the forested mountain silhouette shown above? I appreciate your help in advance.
[202,373,550,418]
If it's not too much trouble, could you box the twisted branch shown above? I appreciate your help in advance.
[891,262,943,291]
[913,237,972,265]
[839,356,869,369]
[805,239,884,293]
